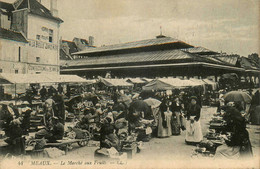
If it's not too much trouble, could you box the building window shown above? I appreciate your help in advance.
[36,57,40,62]
[49,29,53,43]
[15,70,18,74]
[36,35,41,40]
[0,69,2,73]
[36,72,41,74]
[18,47,21,62]
[8,15,11,21]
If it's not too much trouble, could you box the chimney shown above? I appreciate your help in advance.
[50,0,58,17]
[89,36,94,46]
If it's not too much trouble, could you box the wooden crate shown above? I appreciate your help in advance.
[121,143,137,159]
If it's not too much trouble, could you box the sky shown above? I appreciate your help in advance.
[3,0,260,56]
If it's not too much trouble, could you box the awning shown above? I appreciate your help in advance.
[189,78,206,86]
[202,79,218,90]
[142,78,154,83]
[100,78,134,87]
[48,74,95,84]
[0,73,54,84]
[126,78,146,84]
[0,73,92,84]
[142,77,202,90]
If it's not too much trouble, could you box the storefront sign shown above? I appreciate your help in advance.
[29,40,58,50]
[28,65,58,72]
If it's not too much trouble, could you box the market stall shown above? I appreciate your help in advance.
[142,77,202,91]
[0,73,93,99]
[98,78,134,91]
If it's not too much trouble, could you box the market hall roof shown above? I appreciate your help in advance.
[0,28,28,43]
[73,37,194,56]
[14,0,63,23]
[213,54,239,66]
[182,46,219,55]
[62,49,226,68]
[240,57,259,70]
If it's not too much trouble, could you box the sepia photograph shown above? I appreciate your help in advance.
[0,0,259,168]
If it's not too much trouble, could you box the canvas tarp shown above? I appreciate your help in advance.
[142,77,202,90]
[202,79,218,90]
[100,78,134,87]
[0,73,92,84]
[126,78,146,84]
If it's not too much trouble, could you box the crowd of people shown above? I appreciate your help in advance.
[0,82,259,160]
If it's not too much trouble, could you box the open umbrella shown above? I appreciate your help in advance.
[129,100,153,119]
[224,91,252,103]
[144,97,161,108]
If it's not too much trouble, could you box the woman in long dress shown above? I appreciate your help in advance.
[158,101,172,137]
[170,97,182,135]
[185,96,203,145]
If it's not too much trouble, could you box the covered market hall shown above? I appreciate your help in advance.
[60,35,259,86]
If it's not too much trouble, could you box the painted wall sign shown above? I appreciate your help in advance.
[29,39,58,50]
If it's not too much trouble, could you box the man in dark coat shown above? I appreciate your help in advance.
[40,86,47,101]
[52,93,65,124]
[57,84,64,94]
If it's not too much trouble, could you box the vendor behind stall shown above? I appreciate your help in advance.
[100,117,121,151]
[215,107,253,159]
[35,117,64,142]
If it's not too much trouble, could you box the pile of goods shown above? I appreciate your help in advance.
[209,113,226,132]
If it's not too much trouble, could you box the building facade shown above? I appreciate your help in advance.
[0,0,63,74]
[0,28,28,74]
[60,37,95,61]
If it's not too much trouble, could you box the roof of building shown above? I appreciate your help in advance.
[62,40,79,54]
[200,54,239,66]
[240,57,259,70]
[73,37,89,45]
[60,48,73,60]
[62,49,229,68]
[73,37,194,55]
[15,0,63,22]
[182,46,219,55]
[0,28,28,43]
[0,1,14,11]
[213,54,239,66]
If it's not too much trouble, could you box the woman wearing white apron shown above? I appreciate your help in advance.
[185,96,203,145]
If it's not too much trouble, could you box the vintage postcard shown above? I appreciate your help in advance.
[0,0,259,168]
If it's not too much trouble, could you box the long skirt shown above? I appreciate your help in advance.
[214,144,240,159]
[171,113,180,135]
[157,111,172,137]
[185,116,203,144]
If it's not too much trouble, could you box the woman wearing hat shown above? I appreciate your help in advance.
[185,96,203,145]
